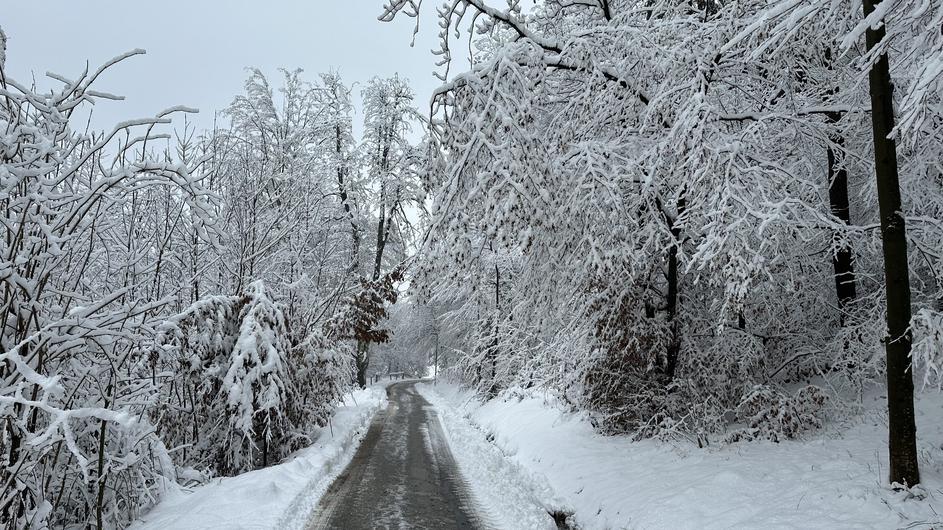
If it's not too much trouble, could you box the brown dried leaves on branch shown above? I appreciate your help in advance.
[328,265,406,344]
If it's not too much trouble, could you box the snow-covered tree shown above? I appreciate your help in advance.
[0,37,408,527]
[152,281,350,476]
[350,76,423,387]
[0,47,221,527]
[381,0,943,463]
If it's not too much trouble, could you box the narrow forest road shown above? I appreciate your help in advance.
[306,381,484,530]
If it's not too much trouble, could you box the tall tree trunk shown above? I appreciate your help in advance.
[357,124,394,388]
[862,0,920,487]
[373,195,386,281]
[334,123,371,388]
[823,43,857,325]
[355,341,369,388]
[335,124,361,272]
[664,195,686,380]
[826,112,858,325]
[489,259,500,398]
[665,242,680,379]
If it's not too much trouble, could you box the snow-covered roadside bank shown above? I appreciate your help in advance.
[415,382,564,530]
[421,382,943,530]
[132,384,389,530]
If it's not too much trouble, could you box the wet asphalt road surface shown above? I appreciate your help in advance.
[306,381,482,530]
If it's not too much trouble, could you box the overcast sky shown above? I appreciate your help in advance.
[2,1,448,133]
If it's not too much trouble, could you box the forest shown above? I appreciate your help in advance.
[1,0,943,528]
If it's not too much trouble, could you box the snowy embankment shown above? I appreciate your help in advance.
[420,382,943,530]
[132,385,389,530]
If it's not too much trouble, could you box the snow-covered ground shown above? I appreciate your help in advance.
[420,382,943,530]
[132,385,389,530]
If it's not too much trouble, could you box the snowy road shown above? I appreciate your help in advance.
[306,381,483,530]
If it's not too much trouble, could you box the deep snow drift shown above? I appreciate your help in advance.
[131,385,388,530]
[420,382,943,529]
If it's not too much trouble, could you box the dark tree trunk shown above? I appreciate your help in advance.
[862,0,920,487]
[373,198,386,281]
[372,123,394,282]
[489,260,500,398]
[356,341,369,389]
[262,435,269,468]
[664,195,686,380]
[826,112,858,325]
[644,300,656,319]
[96,418,107,530]
[665,241,680,379]
[95,379,113,530]
[335,124,361,271]
[337,126,369,389]
[357,122,394,389]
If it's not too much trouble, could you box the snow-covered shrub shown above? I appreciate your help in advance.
[583,325,666,435]
[823,317,886,397]
[223,281,296,470]
[153,281,350,476]
[292,331,354,429]
[0,48,220,528]
[585,368,672,438]
[1,336,180,529]
[726,385,830,443]
[913,308,943,387]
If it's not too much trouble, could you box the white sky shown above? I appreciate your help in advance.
[2,1,448,133]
